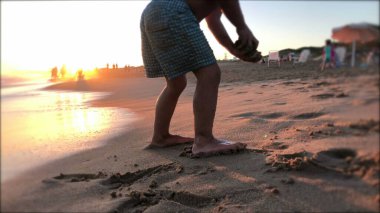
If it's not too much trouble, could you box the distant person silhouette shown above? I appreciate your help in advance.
[320,39,336,71]
[51,66,58,80]
[60,65,67,79]
[76,69,85,81]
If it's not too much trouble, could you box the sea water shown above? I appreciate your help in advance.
[1,80,136,181]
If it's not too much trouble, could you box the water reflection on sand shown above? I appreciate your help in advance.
[1,86,136,181]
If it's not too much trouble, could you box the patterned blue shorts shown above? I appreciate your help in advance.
[140,0,216,80]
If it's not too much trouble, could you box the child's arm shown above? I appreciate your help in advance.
[205,9,235,54]
[217,0,258,50]
[206,8,258,62]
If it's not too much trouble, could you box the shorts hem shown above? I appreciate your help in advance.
[144,60,217,80]
[167,60,217,80]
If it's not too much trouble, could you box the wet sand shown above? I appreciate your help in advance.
[2,61,379,212]
[1,85,134,181]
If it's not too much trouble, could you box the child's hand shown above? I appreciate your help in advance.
[236,27,259,51]
[231,41,262,63]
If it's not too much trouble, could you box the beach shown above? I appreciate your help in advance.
[1,61,379,212]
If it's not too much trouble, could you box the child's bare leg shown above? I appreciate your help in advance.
[148,76,193,148]
[321,60,326,71]
[192,64,246,156]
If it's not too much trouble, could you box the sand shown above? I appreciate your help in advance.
[2,61,379,212]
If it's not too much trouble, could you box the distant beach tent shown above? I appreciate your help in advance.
[334,46,347,67]
[332,23,379,67]
[267,51,281,67]
[293,49,311,66]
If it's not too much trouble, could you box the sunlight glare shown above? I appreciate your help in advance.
[2,1,149,74]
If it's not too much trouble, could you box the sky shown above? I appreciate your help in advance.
[1,1,379,77]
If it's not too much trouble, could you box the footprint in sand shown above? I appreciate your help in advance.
[365,98,379,105]
[351,98,378,106]
[310,148,379,185]
[314,148,356,159]
[273,102,287,106]
[101,163,178,187]
[348,119,379,132]
[311,93,335,100]
[262,142,288,150]
[335,92,349,98]
[308,81,331,88]
[144,200,198,213]
[259,112,284,119]
[160,190,214,207]
[52,172,107,183]
[294,87,309,93]
[235,91,248,94]
[282,81,296,86]
[292,112,324,120]
[310,148,357,172]
[114,189,215,213]
[311,93,349,100]
[329,87,343,92]
[231,112,256,119]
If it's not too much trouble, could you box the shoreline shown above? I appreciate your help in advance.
[2,61,379,212]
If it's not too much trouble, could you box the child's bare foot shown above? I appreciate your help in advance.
[146,134,194,149]
[192,136,247,157]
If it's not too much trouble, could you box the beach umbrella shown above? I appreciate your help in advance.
[332,23,379,67]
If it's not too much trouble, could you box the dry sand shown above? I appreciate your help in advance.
[2,61,379,212]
